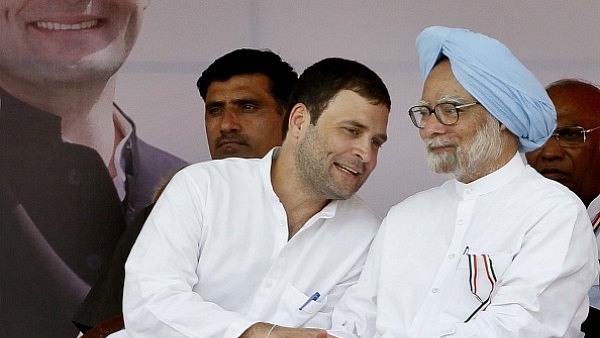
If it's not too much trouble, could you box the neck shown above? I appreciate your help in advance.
[271,144,329,239]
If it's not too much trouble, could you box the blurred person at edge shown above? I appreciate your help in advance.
[0,1,185,337]
[526,79,600,337]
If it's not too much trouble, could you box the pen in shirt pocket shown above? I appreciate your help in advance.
[299,292,320,311]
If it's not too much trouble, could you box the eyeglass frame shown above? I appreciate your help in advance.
[408,101,480,129]
[550,125,600,147]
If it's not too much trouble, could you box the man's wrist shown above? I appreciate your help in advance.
[239,322,273,338]
[265,324,277,338]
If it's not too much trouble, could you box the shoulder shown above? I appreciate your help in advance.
[175,157,263,187]
[387,181,451,216]
[186,156,262,174]
[516,166,584,208]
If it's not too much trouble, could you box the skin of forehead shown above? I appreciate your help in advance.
[548,82,600,127]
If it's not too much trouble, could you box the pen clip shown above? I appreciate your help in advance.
[299,292,320,311]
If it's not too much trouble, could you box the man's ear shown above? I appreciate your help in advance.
[288,103,310,137]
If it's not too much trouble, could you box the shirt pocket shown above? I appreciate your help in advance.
[440,250,512,322]
[271,285,329,327]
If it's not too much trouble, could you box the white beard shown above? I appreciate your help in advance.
[425,114,504,181]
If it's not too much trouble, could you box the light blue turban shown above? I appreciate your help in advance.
[415,26,556,152]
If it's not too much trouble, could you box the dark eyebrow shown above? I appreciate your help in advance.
[231,98,261,107]
[205,101,224,110]
[206,98,262,108]
[343,120,367,129]
[343,120,388,143]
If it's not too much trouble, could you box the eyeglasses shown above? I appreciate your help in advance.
[550,125,600,147]
[408,102,480,129]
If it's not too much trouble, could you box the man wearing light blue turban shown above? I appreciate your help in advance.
[416,26,556,153]
[328,26,598,338]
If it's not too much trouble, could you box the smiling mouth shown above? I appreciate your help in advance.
[335,163,359,176]
[35,19,99,31]
[429,145,455,153]
[425,138,457,153]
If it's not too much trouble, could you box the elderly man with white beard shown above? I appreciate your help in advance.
[325,26,599,338]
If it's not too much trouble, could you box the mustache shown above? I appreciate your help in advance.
[216,133,250,147]
[424,137,457,149]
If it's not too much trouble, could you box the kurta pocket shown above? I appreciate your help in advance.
[270,285,328,327]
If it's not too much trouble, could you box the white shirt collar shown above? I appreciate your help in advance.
[454,152,523,199]
[112,107,133,201]
[59,107,132,201]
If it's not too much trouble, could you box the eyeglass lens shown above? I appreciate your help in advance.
[554,127,586,147]
[410,103,459,127]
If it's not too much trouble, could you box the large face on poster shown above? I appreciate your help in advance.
[0,0,146,86]
[0,1,186,337]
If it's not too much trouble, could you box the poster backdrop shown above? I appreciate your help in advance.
[1,1,598,336]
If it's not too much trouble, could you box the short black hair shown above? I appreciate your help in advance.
[197,48,298,115]
[288,57,391,128]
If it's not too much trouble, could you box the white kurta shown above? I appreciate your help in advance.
[330,154,598,338]
[122,149,381,338]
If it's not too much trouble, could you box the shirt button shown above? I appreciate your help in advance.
[448,253,455,259]
[457,219,465,225]
[432,288,439,293]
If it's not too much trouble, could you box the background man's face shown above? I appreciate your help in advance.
[204,73,285,159]
[0,0,148,86]
[526,84,600,205]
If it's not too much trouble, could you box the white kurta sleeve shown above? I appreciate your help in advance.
[328,220,387,338]
[122,170,255,338]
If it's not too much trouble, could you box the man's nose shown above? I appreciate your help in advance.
[220,110,241,132]
[538,135,566,160]
[419,113,447,137]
